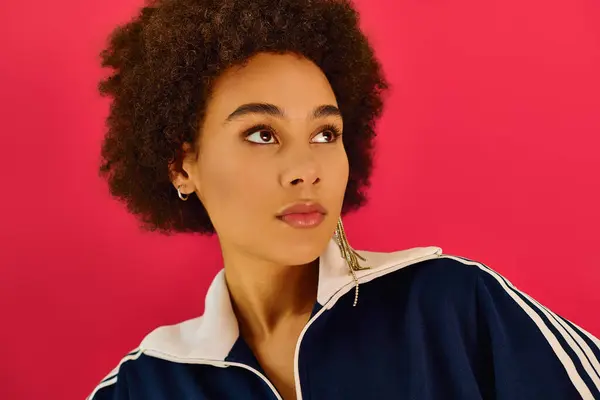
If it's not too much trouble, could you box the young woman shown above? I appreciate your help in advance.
[89,0,600,398]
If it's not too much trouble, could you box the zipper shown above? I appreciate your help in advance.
[292,251,442,400]
[292,299,329,400]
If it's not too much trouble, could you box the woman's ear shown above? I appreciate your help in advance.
[169,142,199,197]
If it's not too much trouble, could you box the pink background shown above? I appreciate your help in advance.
[1,0,599,398]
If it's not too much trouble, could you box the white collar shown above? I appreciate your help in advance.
[140,239,442,362]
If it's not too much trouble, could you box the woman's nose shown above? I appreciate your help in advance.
[281,152,321,188]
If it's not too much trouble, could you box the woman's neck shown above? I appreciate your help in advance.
[223,249,319,340]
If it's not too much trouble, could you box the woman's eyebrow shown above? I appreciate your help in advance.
[312,104,342,119]
[224,103,341,123]
[226,103,282,121]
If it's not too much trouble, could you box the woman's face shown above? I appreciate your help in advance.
[181,52,349,266]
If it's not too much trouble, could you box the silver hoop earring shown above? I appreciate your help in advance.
[333,217,369,307]
[177,185,189,201]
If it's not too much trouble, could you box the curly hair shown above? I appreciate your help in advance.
[98,0,388,234]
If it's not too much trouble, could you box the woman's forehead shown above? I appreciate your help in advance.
[206,53,338,114]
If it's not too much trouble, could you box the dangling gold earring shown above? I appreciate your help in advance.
[333,217,370,307]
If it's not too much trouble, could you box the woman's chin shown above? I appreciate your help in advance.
[269,235,332,266]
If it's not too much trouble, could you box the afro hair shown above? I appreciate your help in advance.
[98,0,388,234]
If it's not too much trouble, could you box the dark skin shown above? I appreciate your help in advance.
[171,52,350,399]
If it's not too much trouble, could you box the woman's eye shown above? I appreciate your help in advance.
[312,129,339,143]
[246,129,277,144]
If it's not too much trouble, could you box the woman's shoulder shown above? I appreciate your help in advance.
[357,245,496,297]
[87,316,215,399]
[354,245,533,321]
[354,247,600,398]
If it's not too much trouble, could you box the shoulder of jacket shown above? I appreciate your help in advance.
[357,246,495,297]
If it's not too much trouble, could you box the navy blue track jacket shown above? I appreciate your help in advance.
[88,240,600,399]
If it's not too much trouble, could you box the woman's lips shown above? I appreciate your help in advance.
[277,212,325,228]
[276,202,327,228]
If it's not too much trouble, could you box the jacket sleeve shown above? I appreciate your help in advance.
[473,261,600,399]
[86,372,128,400]
[86,349,140,400]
